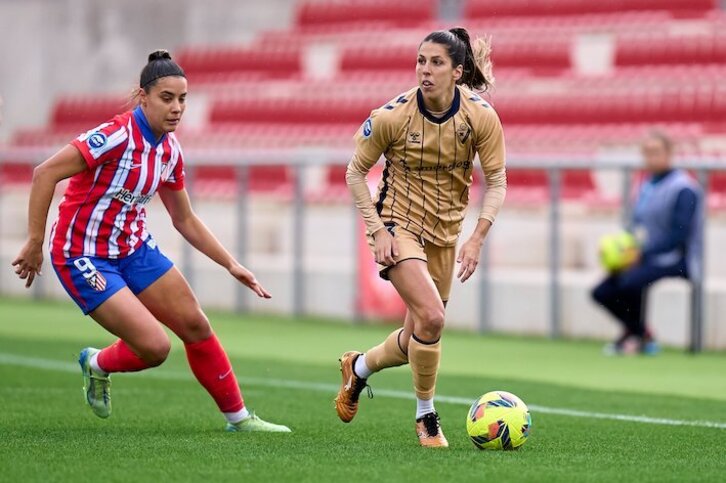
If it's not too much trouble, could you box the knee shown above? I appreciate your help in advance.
[592,280,614,305]
[178,310,213,343]
[415,305,446,339]
[137,337,171,367]
[618,275,647,294]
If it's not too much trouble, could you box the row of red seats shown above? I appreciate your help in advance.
[295,0,436,27]
[464,0,716,19]
[293,0,713,27]
[14,121,705,163]
[159,32,726,86]
[184,65,726,105]
[256,12,672,57]
[176,46,302,79]
[173,37,571,82]
[51,97,129,127]
[616,33,726,65]
[497,88,726,125]
[46,93,720,141]
[208,86,726,126]
[339,39,571,73]
[270,11,674,43]
[48,82,726,132]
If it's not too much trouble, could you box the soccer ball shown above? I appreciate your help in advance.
[466,391,531,450]
[599,231,639,272]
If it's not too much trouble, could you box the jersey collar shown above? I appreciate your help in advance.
[133,106,167,146]
[650,168,675,184]
[416,87,460,124]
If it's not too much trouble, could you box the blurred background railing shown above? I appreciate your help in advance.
[2,149,724,351]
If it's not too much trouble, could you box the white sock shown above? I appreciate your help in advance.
[416,398,435,419]
[354,353,373,379]
[224,407,250,424]
[89,352,108,376]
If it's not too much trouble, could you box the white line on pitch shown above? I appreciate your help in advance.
[1,352,725,430]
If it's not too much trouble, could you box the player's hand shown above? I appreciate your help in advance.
[622,247,641,270]
[372,227,398,266]
[457,237,483,283]
[228,263,271,298]
[11,238,44,288]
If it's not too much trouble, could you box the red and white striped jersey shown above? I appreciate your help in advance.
[50,107,185,260]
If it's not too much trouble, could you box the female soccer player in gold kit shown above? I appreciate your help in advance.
[335,28,507,448]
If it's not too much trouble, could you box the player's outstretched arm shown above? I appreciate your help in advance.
[12,145,87,288]
[158,186,271,298]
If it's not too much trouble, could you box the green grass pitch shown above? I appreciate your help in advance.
[1,297,725,482]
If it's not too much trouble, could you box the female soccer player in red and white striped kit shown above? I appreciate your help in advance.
[11,50,290,433]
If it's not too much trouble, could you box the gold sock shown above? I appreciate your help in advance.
[365,329,408,373]
[408,335,441,400]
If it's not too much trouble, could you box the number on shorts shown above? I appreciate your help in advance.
[73,257,98,280]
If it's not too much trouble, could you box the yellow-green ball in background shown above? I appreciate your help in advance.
[599,231,639,272]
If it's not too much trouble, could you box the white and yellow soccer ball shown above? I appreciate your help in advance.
[466,391,532,450]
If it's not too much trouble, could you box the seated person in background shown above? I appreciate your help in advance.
[592,131,703,355]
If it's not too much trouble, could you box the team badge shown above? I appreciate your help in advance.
[160,162,170,181]
[457,124,471,144]
[87,132,107,149]
[86,271,107,292]
[362,118,372,138]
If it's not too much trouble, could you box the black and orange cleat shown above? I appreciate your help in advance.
[334,351,372,423]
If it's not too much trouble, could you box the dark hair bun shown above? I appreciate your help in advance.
[148,49,172,63]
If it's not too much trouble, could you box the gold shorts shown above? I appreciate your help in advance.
[367,224,456,302]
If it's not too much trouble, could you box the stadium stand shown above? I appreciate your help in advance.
[6,0,726,200]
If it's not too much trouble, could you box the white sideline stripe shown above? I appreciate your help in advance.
[1,352,725,430]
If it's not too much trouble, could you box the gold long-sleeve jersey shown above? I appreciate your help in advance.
[349,85,506,247]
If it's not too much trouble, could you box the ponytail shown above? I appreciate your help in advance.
[421,27,495,92]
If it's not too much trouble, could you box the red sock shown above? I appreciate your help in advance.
[97,339,151,373]
[184,333,244,413]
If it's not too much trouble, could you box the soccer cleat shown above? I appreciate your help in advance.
[416,412,449,448]
[603,332,639,356]
[334,351,372,423]
[640,340,661,356]
[225,412,291,433]
[602,342,626,356]
[78,347,111,419]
